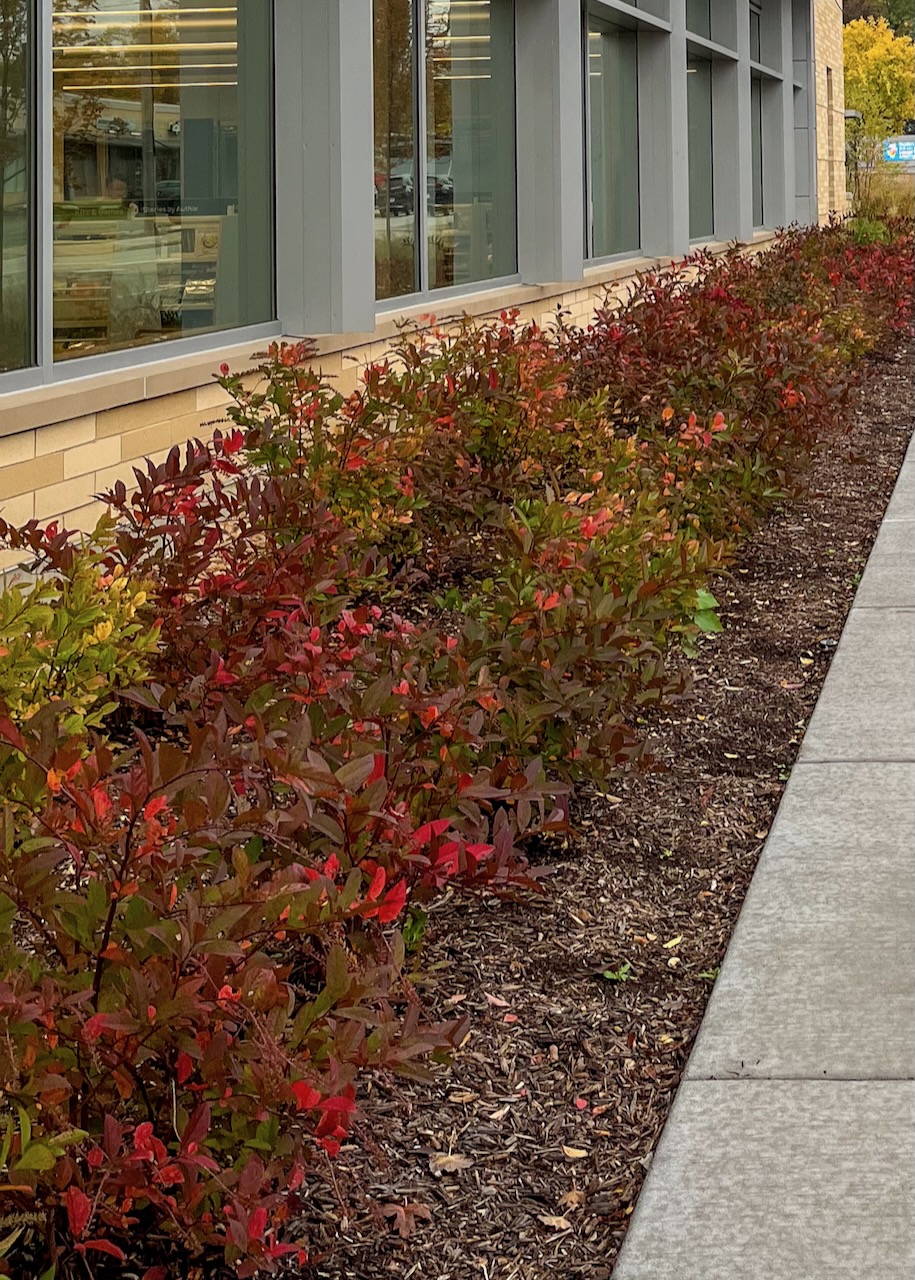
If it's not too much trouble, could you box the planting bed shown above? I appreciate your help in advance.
[0,224,912,1279]
[298,333,915,1280]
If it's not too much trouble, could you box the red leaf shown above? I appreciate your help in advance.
[291,1081,322,1111]
[181,1103,211,1152]
[143,795,168,820]
[412,819,450,847]
[318,1094,356,1116]
[65,1186,92,1239]
[81,1240,127,1261]
[377,879,407,924]
[366,865,386,902]
[176,1051,193,1085]
[82,1014,109,1044]
[91,787,114,822]
[367,753,386,784]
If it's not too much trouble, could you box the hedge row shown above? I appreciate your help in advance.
[0,220,911,1278]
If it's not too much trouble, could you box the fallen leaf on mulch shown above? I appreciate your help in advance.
[538,1215,573,1232]
[380,1202,433,1239]
[562,1146,589,1160]
[429,1153,474,1175]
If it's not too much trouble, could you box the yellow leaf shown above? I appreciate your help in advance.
[538,1215,573,1231]
[562,1146,589,1160]
[663,935,683,949]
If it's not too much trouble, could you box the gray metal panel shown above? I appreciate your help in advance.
[793,0,819,222]
[640,4,688,258]
[715,0,754,242]
[515,0,585,285]
[274,0,375,335]
[772,0,796,225]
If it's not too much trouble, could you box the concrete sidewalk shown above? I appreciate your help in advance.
[612,437,915,1280]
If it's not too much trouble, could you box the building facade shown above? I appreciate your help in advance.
[0,0,845,548]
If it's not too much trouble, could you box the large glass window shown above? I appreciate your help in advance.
[687,57,714,240]
[587,19,640,259]
[424,0,516,291]
[374,0,417,301]
[373,0,516,302]
[51,0,273,362]
[0,0,33,373]
[751,74,764,226]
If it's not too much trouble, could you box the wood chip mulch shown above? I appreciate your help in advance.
[296,333,915,1280]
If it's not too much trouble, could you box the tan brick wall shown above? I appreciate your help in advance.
[0,385,236,570]
[814,0,848,220]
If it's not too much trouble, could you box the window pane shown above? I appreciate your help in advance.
[0,0,33,372]
[588,21,639,259]
[425,0,516,291]
[687,57,714,239]
[52,0,273,362]
[751,75,764,225]
[686,0,711,39]
[374,0,418,301]
[750,4,762,61]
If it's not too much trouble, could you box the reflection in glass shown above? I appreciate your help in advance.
[687,57,714,239]
[588,22,639,259]
[51,0,273,361]
[0,0,32,372]
[374,0,417,300]
[686,0,711,39]
[424,0,516,291]
[750,2,762,61]
[751,75,764,225]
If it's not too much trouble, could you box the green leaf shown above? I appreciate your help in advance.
[0,1226,25,1258]
[694,609,723,634]
[47,1128,89,1150]
[694,589,719,611]
[15,1142,58,1172]
[0,1116,13,1171]
[16,1105,30,1156]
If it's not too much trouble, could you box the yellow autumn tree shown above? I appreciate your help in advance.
[844,17,915,135]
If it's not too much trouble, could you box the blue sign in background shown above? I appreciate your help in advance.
[883,137,915,163]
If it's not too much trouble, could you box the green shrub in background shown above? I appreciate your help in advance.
[0,528,159,734]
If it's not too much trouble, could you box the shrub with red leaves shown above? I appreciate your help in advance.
[0,219,911,1277]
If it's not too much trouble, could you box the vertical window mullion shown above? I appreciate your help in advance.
[582,1,593,258]
[37,0,52,372]
[414,0,428,293]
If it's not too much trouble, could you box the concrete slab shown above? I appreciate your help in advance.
[685,763,915,1080]
[855,560,915,609]
[869,518,915,555]
[884,464,915,521]
[612,1081,915,1280]
[799,609,915,761]
[854,519,915,609]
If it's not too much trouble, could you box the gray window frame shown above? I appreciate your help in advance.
[0,0,281,398]
[583,2,647,265]
[0,0,824,402]
[373,0,522,314]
